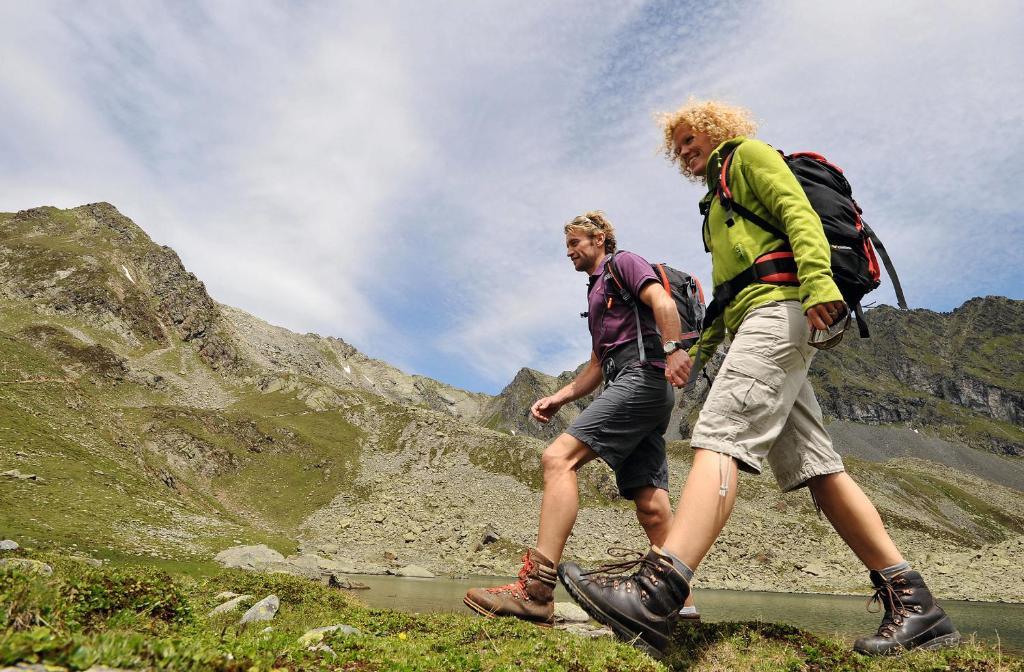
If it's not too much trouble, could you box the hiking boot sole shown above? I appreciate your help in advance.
[462,595,553,628]
[855,628,962,656]
[558,569,666,659]
[917,631,961,651]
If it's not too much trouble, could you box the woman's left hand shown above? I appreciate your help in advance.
[806,300,847,331]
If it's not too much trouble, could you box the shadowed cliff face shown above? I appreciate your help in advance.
[810,298,1024,456]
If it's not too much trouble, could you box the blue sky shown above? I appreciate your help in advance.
[1,1,1022,394]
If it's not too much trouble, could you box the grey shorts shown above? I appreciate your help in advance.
[566,363,675,499]
[691,300,845,491]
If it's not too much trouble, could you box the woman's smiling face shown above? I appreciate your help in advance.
[671,123,715,178]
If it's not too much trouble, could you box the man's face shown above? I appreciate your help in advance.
[565,228,605,274]
[671,123,715,178]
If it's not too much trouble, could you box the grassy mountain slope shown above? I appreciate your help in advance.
[5,556,1016,672]
[1,204,1021,605]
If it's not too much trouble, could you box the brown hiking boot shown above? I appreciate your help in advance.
[464,548,557,625]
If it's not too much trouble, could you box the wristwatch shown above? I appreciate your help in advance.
[663,340,685,355]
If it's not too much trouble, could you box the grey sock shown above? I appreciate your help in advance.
[657,547,694,584]
[878,561,911,581]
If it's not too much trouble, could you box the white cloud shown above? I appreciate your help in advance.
[1,1,1021,393]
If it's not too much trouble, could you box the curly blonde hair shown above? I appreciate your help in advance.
[564,211,617,253]
[656,98,758,181]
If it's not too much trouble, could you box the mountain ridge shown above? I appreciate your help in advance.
[1,203,1021,603]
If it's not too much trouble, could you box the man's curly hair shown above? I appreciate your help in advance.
[564,211,617,253]
[656,98,758,181]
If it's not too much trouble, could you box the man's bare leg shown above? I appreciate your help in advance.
[661,448,739,570]
[633,485,695,608]
[535,433,598,564]
[633,486,672,545]
[464,432,595,623]
[808,472,903,569]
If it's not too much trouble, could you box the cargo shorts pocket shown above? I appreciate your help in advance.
[704,354,786,428]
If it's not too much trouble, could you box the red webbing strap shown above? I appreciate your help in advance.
[693,276,705,304]
[655,263,671,293]
[718,151,735,201]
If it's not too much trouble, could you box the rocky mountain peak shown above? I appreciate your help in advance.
[0,204,236,370]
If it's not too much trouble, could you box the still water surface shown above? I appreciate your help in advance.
[352,574,1024,653]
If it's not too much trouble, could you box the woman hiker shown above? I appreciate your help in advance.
[557,99,960,658]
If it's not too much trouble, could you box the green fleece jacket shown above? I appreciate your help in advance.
[689,137,843,363]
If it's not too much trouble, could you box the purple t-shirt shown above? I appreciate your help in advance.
[587,251,663,364]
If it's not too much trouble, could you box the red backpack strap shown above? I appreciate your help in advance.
[654,263,671,293]
[718,148,737,202]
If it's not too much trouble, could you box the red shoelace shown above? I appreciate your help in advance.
[484,552,533,599]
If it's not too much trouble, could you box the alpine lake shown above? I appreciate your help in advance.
[350,574,1024,653]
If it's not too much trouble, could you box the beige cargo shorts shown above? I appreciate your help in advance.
[690,300,845,491]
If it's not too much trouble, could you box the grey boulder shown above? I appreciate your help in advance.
[239,595,279,624]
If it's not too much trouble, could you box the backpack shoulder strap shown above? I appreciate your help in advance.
[603,251,647,365]
[861,220,908,310]
[605,251,634,303]
[717,144,789,241]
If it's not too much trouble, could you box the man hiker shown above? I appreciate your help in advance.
[463,211,698,625]
[558,100,960,657]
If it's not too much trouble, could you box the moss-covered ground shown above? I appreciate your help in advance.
[1,554,1020,672]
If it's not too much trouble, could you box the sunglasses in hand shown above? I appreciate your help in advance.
[808,304,851,350]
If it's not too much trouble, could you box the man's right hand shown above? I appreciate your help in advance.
[665,350,693,388]
[531,395,563,424]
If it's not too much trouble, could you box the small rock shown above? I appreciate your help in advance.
[553,602,590,623]
[0,558,53,576]
[403,532,417,543]
[0,540,19,551]
[798,562,826,577]
[326,574,370,590]
[14,451,28,458]
[308,643,336,656]
[383,550,398,561]
[298,624,361,646]
[392,564,435,578]
[556,622,614,639]
[214,544,285,570]
[214,591,241,601]
[282,553,326,579]
[317,556,359,574]
[1,469,40,481]
[261,626,274,634]
[239,595,279,624]
[481,525,500,545]
[209,594,252,616]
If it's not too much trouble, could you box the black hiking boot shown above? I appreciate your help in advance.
[558,546,690,659]
[854,569,960,655]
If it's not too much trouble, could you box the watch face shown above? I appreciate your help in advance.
[664,341,678,354]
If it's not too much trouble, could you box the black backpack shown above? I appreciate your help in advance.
[604,251,706,364]
[702,145,907,337]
